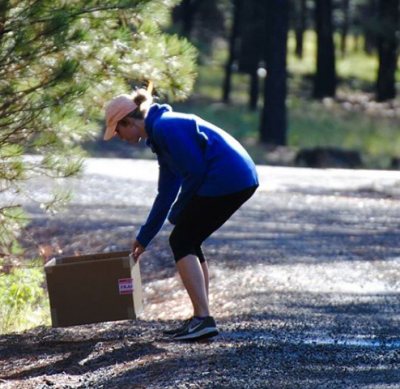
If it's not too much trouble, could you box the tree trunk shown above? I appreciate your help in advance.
[237,0,265,109]
[376,0,399,101]
[363,0,378,55]
[354,33,360,51]
[182,0,193,37]
[313,0,336,99]
[222,0,243,103]
[340,0,350,57]
[172,0,200,39]
[295,0,306,59]
[249,69,259,111]
[172,0,194,38]
[259,0,289,145]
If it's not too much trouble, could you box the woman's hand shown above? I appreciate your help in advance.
[132,240,146,263]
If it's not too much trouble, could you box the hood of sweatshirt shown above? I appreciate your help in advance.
[145,104,172,153]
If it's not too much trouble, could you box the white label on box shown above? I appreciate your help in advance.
[118,278,133,295]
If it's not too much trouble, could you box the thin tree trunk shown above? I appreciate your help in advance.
[340,0,350,57]
[354,33,360,51]
[260,0,289,145]
[172,0,200,39]
[238,0,265,110]
[222,0,243,103]
[363,0,378,55]
[376,0,399,101]
[313,0,336,99]
[295,0,306,59]
[181,0,194,38]
[249,69,259,111]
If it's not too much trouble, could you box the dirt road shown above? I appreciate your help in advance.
[1,159,400,388]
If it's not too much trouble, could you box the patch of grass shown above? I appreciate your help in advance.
[0,262,50,334]
[287,31,388,83]
[288,98,400,161]
[337,51,379,83]
[287,30,316,75]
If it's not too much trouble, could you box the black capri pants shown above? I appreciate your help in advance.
[169,185,258,263]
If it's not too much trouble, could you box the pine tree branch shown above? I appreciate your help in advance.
[2,2,149,34]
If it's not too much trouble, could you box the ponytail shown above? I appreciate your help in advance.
[132,81,154,119]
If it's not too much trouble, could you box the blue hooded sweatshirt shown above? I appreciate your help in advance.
[136,104,259,247]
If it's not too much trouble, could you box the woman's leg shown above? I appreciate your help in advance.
[201,260,209,302]
[170,186,258,318]
[176,254,210,317]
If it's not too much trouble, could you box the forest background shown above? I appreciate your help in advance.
[91,0,400,171]
[0,0,399,333]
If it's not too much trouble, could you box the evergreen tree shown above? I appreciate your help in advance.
[0,0,197,262]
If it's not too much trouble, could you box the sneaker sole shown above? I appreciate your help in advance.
[173,327,219,341]
[163,319,192,336]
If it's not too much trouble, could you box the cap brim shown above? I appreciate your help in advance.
[103,124,117,141]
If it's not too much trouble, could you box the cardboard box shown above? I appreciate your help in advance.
[45,250,143,327]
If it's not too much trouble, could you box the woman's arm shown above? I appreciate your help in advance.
[135,159,181,248]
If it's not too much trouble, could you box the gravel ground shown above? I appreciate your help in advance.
[1,159,400,388]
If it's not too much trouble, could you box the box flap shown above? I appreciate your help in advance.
[55,250,131,265]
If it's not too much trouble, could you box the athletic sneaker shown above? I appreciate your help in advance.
[163,318,193,336]
[173,316,219,341]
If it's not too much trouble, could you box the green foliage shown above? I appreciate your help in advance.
[287,30,383,82]
[0,0,197,259]
[0,207,30,263]
[0,261,50,334]
[0,1,197,332]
